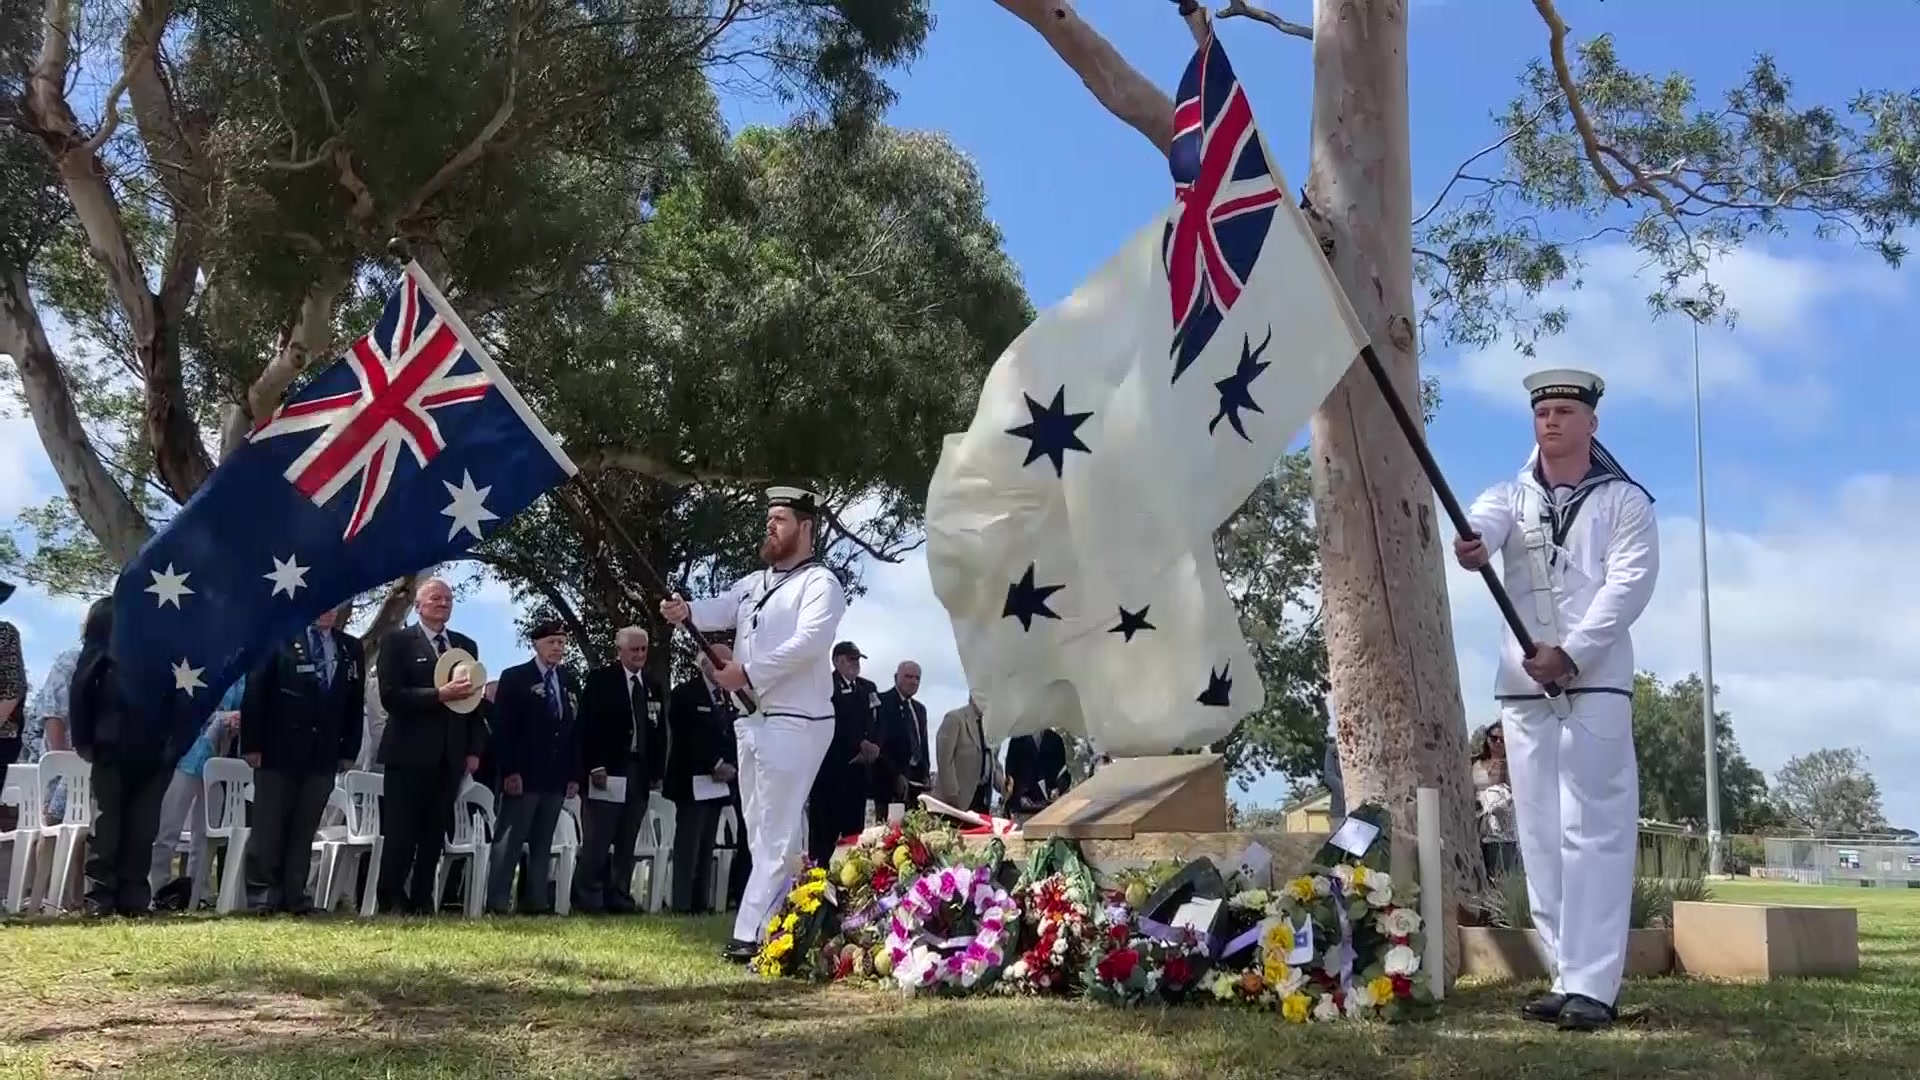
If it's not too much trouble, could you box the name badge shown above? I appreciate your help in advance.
[295,663,316,674]
[648,702,661,718]
[695,705,712,713]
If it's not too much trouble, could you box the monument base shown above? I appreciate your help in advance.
[959,829,1328,885]
[1021,754,1229,840]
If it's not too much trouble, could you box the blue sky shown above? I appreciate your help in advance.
[6,1,1919,825]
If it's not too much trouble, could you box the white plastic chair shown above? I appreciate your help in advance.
[550,804,580,917]
[710,803,740,912]
[1,764,42,915]
[433,781,495,918]
[628,792,676,913]
[320,770,383,914]
[197,758,254,914]
[35,751,93,913]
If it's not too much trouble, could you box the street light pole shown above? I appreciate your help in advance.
[1686,306,1724,876]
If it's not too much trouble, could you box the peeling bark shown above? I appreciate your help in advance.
[1305,0,1481,976]
[23,0,212,505]
[990,0,1178,154]
[0,260,152,563]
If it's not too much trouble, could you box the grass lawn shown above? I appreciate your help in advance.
[3,879,1917,1079]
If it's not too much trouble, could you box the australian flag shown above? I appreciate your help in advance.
[111,263,576,735]
[1163,32,1284,385]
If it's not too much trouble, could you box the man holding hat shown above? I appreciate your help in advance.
[661,485,847,962]
[484,614,581,915]
[0,579,22,772]
[1455,368,1658,1032]
[375,577,488,915]
[807,639,881,867]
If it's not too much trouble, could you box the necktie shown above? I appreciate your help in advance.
[433,632,448,656]
[310,628,332,688]
[544,667,560,719]
[976,712,990,783]
[630,674,645,754]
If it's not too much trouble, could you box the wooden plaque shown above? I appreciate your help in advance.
[1021,754,1229,840]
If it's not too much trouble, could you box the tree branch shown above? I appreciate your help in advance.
[1215,0,1312,40]
[1528,0,1683,218]
[1412,93,1563,226]
[297,11,356,134]
[391,9,524,227]
[816,501,907,565]
[460,551,591,644]
[218,274,347,459]
[574,448,768,488]
[990,0,1175,154]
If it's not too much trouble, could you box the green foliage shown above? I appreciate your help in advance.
[1472,869,1711,930]
[468,120,1029,675]
[1772,746,1889,835]
[1418,32,1920,354]
[1208,455,1328,787]
[1631,671,1775,833]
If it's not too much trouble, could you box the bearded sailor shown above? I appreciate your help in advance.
[661,485,847,962]
[1453,368,1658,1033]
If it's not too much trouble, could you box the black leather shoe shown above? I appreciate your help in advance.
[721,939,758,963]
[1521,992,1567,1023]
[1556,994,1617,1032]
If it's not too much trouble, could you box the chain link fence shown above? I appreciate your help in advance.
[1752,836,1920,887]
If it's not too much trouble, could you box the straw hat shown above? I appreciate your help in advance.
[433,647,488,715]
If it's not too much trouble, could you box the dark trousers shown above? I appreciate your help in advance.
[246,770,334,912]
[969,782,992,816]
[577,781,647,913]
[806,758,867,868]
[378,765,462,914]
[726,792,750,909]
[669,798,725,913]
[487,792,564,914]
[85,756,171,915]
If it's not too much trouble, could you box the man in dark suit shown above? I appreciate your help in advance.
[807,640,880,867]
[1006,729,1072,815]
[484,616,582,915]
[574,625,667,913]
[664,643,741,913]
[376,577,486,914]
[873,660,930,810]
[241,602,364,913]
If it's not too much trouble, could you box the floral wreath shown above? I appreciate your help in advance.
[998,873,1098,995]
[885,864,1019,992]
[751,867,835,978]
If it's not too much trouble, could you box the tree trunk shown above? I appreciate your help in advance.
[1305,0,1483,974]
[0,260,153,564]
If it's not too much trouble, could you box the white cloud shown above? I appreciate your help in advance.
[1445,243,1905,428]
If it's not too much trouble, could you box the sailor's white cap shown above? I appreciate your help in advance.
[766,485,824,516]
[1523,368,1604,408]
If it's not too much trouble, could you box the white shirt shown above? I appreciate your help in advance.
[1466,454,1659,698]
[686,561,847,721]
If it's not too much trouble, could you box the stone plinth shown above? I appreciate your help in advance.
[1458,927,1673,981]
[1021,755,1229,840]
[1671,901,1859,980]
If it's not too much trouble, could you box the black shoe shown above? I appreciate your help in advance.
[721,939,758,963]
[1521,992,1567,1023]
[1556,995,1617,1032]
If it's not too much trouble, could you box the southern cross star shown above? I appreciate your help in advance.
[146,564,194,609]
[1005,387,1093,477]
[1109,605,1155,642]
[171,658,206,694]
[441,470,499,541]
[1197,662,1233,707]
[1209,327,1274,443]
[264,554,310,599]
[1002,563,1065,632]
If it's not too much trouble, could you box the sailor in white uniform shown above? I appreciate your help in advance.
[1454,369,1658,1032]
[661,486,847,961]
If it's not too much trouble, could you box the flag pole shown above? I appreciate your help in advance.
[557,480,759,715]
[1353,344,1564,699]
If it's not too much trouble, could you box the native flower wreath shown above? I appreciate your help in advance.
[750,868,837,979]
[886,863,1019,993]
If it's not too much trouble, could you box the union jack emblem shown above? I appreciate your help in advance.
[251,273,493,539]
[1163,33,1283,384]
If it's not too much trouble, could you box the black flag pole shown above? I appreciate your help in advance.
[558,480,758,715]
[1353,344,1566,701]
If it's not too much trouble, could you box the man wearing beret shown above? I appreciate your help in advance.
[484,615,582,915]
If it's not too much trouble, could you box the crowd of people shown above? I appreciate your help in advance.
[0,545,1075,929]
